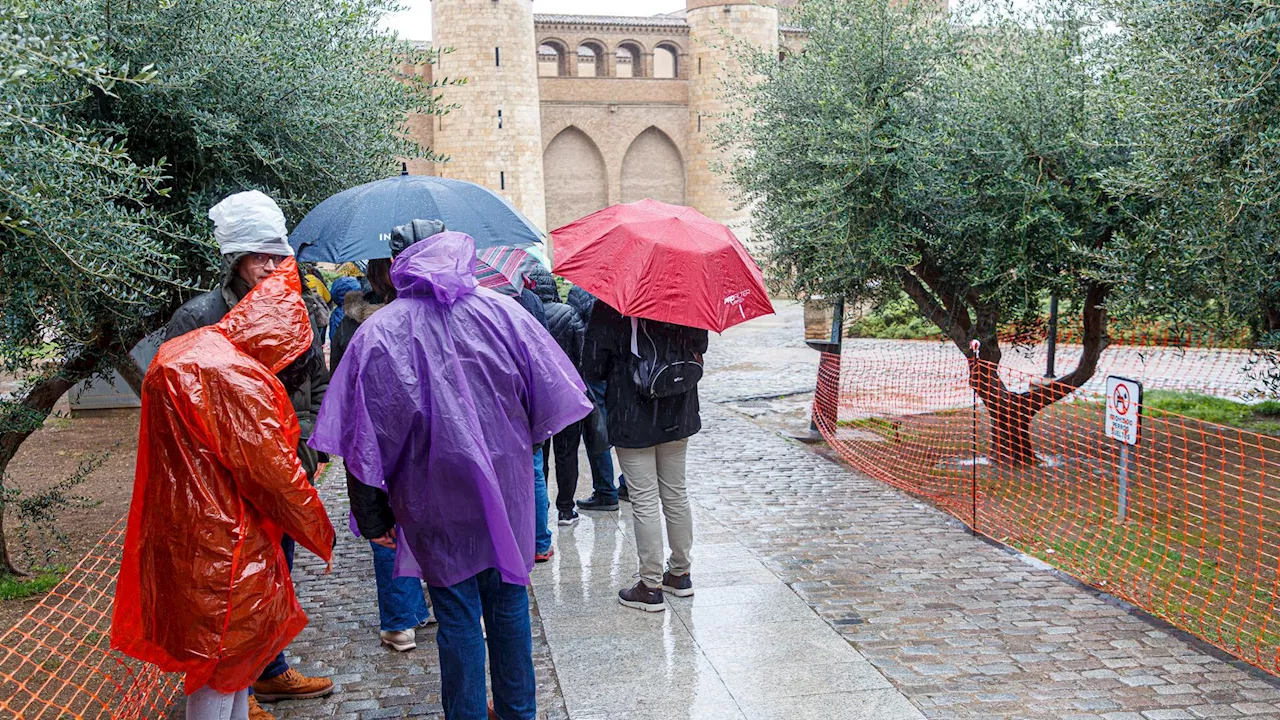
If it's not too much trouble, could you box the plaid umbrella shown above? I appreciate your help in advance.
[475,246,540,297]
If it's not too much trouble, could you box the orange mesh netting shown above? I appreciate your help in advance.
[0,517,182,719]
[815,335,1280,674]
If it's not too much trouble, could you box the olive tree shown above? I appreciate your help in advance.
[0,0,449,574]
[721,0,1140,463]
[1102,0,1280,388]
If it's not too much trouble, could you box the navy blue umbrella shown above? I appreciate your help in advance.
[289,169,544,263]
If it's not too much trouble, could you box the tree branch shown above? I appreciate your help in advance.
[898,267,971,352]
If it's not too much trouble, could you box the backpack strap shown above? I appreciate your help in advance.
[630,317,640,358]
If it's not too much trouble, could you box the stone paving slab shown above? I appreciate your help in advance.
[265,466,569,720]
[532,491,924,720]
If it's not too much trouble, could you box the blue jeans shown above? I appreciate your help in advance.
[259,536,295,681]
[371,542,432,632]
[588,447,617,503]
[585,381,618,502]
[427,569,536,720]
[533,449,551,554]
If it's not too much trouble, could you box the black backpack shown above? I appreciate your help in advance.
[629,317,704,399]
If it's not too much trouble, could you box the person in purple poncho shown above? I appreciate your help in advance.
[310,231,591,720]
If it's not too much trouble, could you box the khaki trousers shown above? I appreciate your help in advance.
[615,439,693,588]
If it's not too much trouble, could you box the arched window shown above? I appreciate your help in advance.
[616,43,642,78]
[577,42,606,77]
[538,42,567,77]
[654,44,678,79]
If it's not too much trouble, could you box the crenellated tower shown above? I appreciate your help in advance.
[686,0,779,244]
[430,0,547,231]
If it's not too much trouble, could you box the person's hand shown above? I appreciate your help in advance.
[371,527,397,550]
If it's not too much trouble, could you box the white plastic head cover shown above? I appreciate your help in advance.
[208,190,295,257]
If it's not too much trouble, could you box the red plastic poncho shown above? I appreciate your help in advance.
[111,259,335,695]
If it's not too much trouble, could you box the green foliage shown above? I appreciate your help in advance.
[722,0,1136,371]
[1101,0,1280,387]
[0,5,173,384]
[0,568,64,601]
[0,0,452,570]
[846,295,943,340]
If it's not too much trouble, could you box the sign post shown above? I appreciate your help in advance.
[1104,376,1143,523]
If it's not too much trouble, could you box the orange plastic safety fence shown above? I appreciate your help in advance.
[816,338,1280,675]
[0,517,182,719]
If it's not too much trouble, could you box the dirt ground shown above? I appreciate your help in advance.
[0,407,139,632]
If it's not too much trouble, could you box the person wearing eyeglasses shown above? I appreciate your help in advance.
[164,191,333,720]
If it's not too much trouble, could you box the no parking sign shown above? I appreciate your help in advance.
[1105,376,1143,446]
[1105,375,1143,522]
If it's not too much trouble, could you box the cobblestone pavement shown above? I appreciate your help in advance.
[687,302,1280,719]
[691,403,1280,719]
[263,470,570,720]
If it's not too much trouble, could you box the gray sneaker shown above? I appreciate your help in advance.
[380,628,417,652]
[618,581,665,612]
[662,571,694,598]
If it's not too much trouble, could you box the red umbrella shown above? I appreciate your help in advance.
[552,200,774,333]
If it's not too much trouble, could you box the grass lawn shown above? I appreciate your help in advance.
[1142,391,1280,436]
[824,391,1280,673]
[0,570,64,601]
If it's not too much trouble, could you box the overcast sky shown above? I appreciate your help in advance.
[381,1,687,41]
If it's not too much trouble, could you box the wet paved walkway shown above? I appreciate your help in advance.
[272,302,1280,719]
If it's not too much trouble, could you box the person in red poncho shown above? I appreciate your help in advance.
[111,258,335,720]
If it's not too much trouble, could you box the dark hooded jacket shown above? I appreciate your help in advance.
[517,288,547,328]
[528,266,583,368]
[165,253,329,480]
[330,291,386,372]
[581,300,709,449]
[566,286,597,327]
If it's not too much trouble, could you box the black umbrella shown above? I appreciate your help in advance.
[289,166,544,263]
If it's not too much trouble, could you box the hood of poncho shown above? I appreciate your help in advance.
[391,231,479,305]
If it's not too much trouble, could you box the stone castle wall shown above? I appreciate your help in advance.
[413,1,837,240]
[686,1,779,244]
[430,0,547,230]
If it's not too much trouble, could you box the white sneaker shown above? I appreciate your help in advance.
[380,628,417,652]
[419,610,437,627]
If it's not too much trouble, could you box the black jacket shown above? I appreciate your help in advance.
[164,254,330,480]
[581,301,709,449]
[566,286,597,326]
[529,267,584,368]
[516,288,547,328]
[329,291,386,372]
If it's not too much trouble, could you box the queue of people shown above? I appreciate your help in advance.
[111,190,730,720]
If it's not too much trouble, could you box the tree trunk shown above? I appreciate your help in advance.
[985,391,1039,465]
[899,250,1112,468]
[0,494,18,576]
[964,281,1111,466]
[114,356,147,397]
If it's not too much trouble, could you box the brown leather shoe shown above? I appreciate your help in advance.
[251,668,334,701]
[247,696,275,720]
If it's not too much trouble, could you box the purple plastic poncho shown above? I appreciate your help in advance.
[309,232,592,587]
